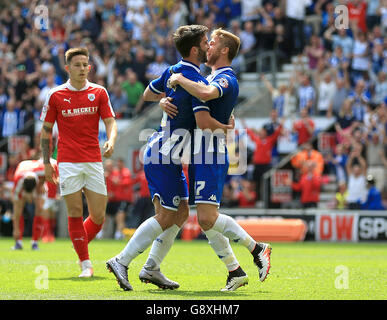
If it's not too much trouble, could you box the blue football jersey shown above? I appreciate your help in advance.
[149,60,210,133]
[206,67,239,124]
[190,66,239,207]
[144,60,209,211]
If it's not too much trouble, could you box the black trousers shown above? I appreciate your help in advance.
[253,163,272,200]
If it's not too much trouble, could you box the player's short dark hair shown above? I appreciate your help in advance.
[173,25,208,58]
[23,177,37,193]
[65,47,89,65]
[211,28,241,61]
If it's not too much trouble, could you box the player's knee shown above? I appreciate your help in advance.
[67,203,83,217]
[197,213,216,231]
[198,217,215,231]
[196,205,218,231]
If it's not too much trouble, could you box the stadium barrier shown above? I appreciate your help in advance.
[183,209,387,242]
[236,218,307,242]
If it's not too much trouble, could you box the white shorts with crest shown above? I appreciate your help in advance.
[58,162,107,196]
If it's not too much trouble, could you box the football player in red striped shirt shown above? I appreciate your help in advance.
[12,159,58,250]
[40,47,117,278]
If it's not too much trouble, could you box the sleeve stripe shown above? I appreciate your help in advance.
[149,82,163,94]
[193,106,210,112]
[102,87,116,117]
[211,82,223,97]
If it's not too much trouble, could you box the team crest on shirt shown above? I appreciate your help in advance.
[172,195,181,207]
[218,77,229,88]
[88,93,95,101]
[42,105,49,113]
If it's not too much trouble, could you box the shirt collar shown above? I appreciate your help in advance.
[180,60,201,74]
[208,66,233,80]
[66,79,90,91]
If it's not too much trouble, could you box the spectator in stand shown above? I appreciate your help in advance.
[328,46,350,79]
[239,20,257,72]
[379,0,387,34]
[323,27,354,59]
[331,72,351,117]
[346,148,368,209]
[109,83,130,118]
[365,128,386,191]
[261,73,293,117]
[121,69,145,116]
[284,0,312,56]
[327,143,348,184]
[241,118,283,199]
[1,99,19,138]
[221,181,239,208]
[291,141,324,176]
[145,52,170,82]
[263,109,283,166]
[131,47,150,87]
[370,41,385,75]
[370,71,387,105]
[348,0,368,33]
[349,79,370,123]
[18,138,35,162]
[292,108,315,146]
[316,70,336,117]
[254,4,276,52]
[367,0,381,31]
[350,26,371,84]
[295,72,316,115]
[335,99,360,146]
[114,158,133,240]
[236,179,257,208]
[240,0,261,23]
[304,34,325,70]
[288,160,322,209]
[335,181,348,210]
[6,154,18,182]
[361,175,386,210]
[80,9,101,41]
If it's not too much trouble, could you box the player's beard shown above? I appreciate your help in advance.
[197,47,207,64]
[206,49,220,67]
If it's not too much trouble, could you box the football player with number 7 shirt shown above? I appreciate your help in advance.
[40,47,117,278]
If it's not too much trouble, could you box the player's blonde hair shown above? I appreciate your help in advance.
[65,47,89,65]
[211,28,240,61]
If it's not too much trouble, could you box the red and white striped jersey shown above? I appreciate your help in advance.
[40,80,115,163]
[13,159,59,200]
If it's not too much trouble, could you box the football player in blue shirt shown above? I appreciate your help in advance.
[106,25,234,291]
[156,29,272,291]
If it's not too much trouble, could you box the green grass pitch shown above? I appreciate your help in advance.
[0,238,386,300]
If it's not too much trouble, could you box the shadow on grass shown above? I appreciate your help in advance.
[145,289,252,298]
[49,276,108,281]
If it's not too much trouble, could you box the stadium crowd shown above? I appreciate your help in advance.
[0,0,387,238]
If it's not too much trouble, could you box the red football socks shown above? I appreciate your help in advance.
[68,217,89,262]
[32,216,44,241]
[83,216,103,243]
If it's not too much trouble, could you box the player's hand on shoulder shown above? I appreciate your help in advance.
[169,73,182,87]
[160,97,178,118]
[103,140,115,158]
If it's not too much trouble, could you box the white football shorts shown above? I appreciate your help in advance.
[58,162,107,196]
[43,197,58,211]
